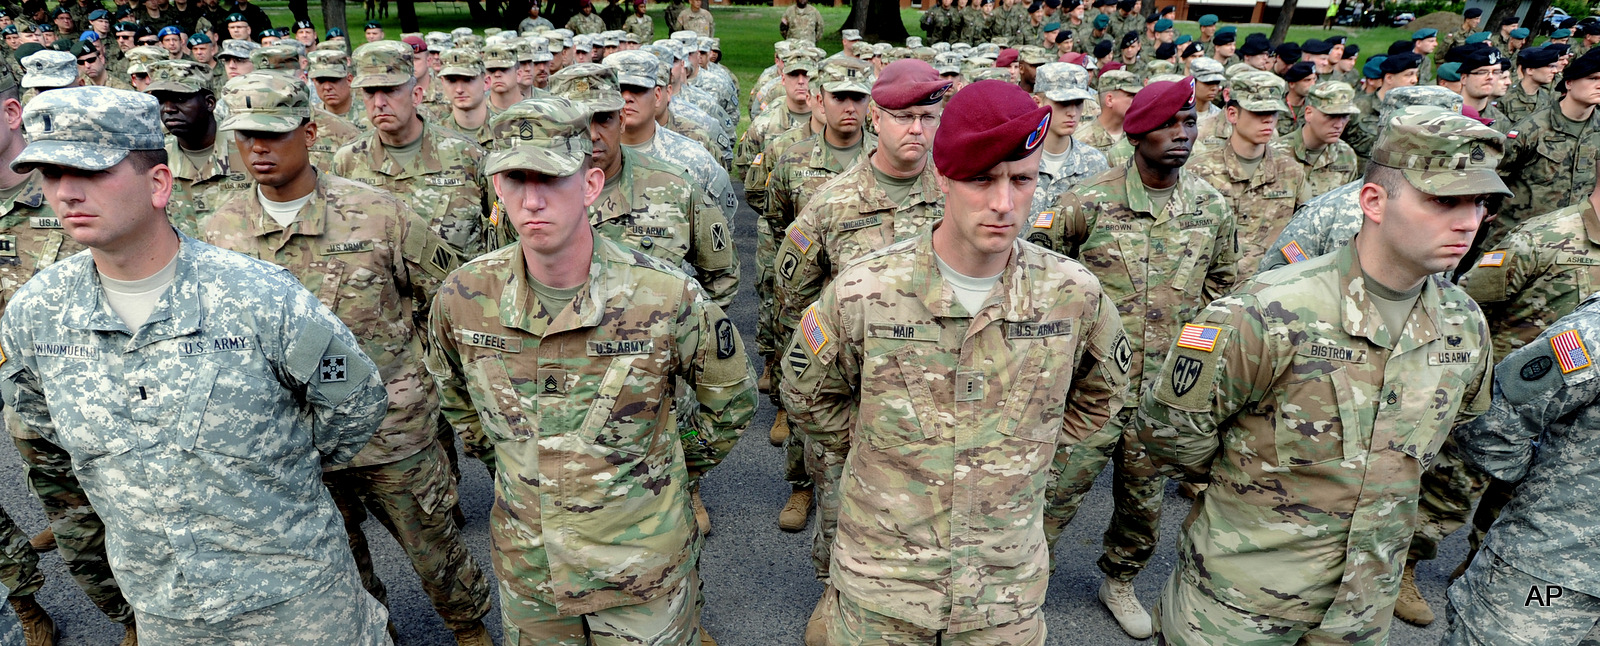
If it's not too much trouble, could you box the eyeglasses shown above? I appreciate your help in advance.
[76,55,97,64]
[880,107,940,127]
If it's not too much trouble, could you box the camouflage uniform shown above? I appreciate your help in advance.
[0,96,390,645]
[1191,109,1232,156]
[1140,108,1502,646]
[1498,81,1548,126]
[1031,164,1238,580]
[1271,81,1361,200]
[623,13,653,43]
[780,230,1130,639]
[1493,106,1600,249]
[735,75,813,184]
[431,50,498,147]
[144,60,249,236]
[334,41,492,260]
[205,74,489,630]
[780,2,822,42]
[244,47,366,172]
[676,8,713,37]
[1258,179,1361,274]
[565,10,604,35]
[426,95,754,645]
[1442,297,1600,645]
[1031,63,1109,217]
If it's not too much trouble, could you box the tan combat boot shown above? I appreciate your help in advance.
[769,410,790,446]
[27,527,54,553]
[452,620,494,646]
[1394,560,1435,626]
[700,628,717,645]
[118,622,138,646]
[1098,577,1152,639]
[692,490,712,536]
[777,486,813,532]
[757,363,773,393]
[10,595,57,646]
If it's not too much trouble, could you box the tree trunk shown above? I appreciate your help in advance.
[1270,0,1297,44]
[289,0,311,24]
[842,0,909,42]
[398,0,418,33]
[1484,1,1518,37]
[1524,0,1554,36]
[322,0,347,40]
[466,0,487,20]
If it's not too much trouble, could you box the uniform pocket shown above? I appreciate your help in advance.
[1273,368,1358,467]
[584,356,658,459]
[998,343,1063,443]
[189,361,290,459]
[860,345,937,450]
[464,357,532,445]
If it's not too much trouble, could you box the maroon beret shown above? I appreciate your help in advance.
[872,59,952,110]
[1100,61,1125,73]
[1061,52,1087,65]
[995,48,1019,67]
[1122,75,1196,135]
[933,80,1053,181]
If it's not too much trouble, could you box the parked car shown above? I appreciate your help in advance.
[1547,7,1570,29]
[1392,11,1414,26]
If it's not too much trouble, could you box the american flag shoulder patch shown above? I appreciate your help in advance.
[787,226,813,253]
[1032,211,1056,228]
[1176,324,1221,352]
[1280,240,1308,264]
[753,152,763,165]
[1479,251,1506,267]
[801,306,830,354]
[1553,329,1592,374]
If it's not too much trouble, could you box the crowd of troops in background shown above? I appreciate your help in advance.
[0,0,1587,645]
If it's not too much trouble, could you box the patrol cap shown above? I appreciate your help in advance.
[781,49,819,75]
[250,44,303,72]
[1371,105,1509,197]
[818,57,871,94]
[604,49,664,88]
[217,38,258,60]
[123,45,167,75]
[436,47,482,77]
[306,49,351,79]
[143,58,212,94]
[841,28,861,41]
[600,31,620,47]
[573,35,593,53]
[482,43,516,69]
[670,30,697,43]
[548,62,625,113]
[932,80,1050,180]
[1228,70,1286,113]
[1033,62,1094,103]
[21,49,75,89]
[351,40,414,88]
[1097,69,1140,94]
[218,71,312,132]
[1305,80,1358,115]
[522,37,553,63]
[932,52,962,75]
[872,59,949,109]
[1378,84,1464,121]
[1017,45,1052,66]
[851,41,875,58]
[14,87,164,172]
[1146,59,1176,76]
[969,67,1012,82]
[1189,57,1225,83]
[484,95,593,177]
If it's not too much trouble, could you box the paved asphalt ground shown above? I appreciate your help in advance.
[0,183,1464,645]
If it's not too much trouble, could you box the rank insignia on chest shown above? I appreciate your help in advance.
[1552,329,1592,373]
[320,355,348,382]
[1280,240,1308,264]
[1176,324,1220,352]
[1032,210,1055,228]
[1479,251,1506,267]
[801,306,829,354]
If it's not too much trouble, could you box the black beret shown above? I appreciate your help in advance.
[1380,51,1422,74]
[1301,38,1331,55]
[1520,44,1561,68]
[1502,14,1521,26]
[1144,12,1157,23]
[1181,41,1201,58]
[1458,46,1503,75]
[1276,41,1301,63]
[1120,31,1139,47]
[1560,47,1600,92]
[1094,39,1113,58]
[1464,7,1481,19]
[1155,41,1175,59]
[1546,42,1572,57]
[1283,60,1315,82]
[1116,0,1134,10]
[1238,34,1270,56]
[1342,44,1359,59]
[1444,43,1481,64]
[1055,30,1072,43]
[1326,35,1346,45]
[1213,30,1236,46]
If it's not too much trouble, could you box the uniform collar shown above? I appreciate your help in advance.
[593,149,642,225]
[1217,143,1283,187]
[500,232,628,337]
[852,152,941,214]
[233,170,331,243]
[364,121,445,178]
[66,231,202,345]
[1583,202,1600,245]
[166,134,238,183]
[912,225,1037,323]
[0,172,45,216]
[1336,241,1443,352]
[1119,166,1203,223]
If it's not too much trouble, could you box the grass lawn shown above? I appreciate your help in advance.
[249,1,1426,133]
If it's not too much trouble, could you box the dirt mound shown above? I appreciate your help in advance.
[1405,11,1466,36]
